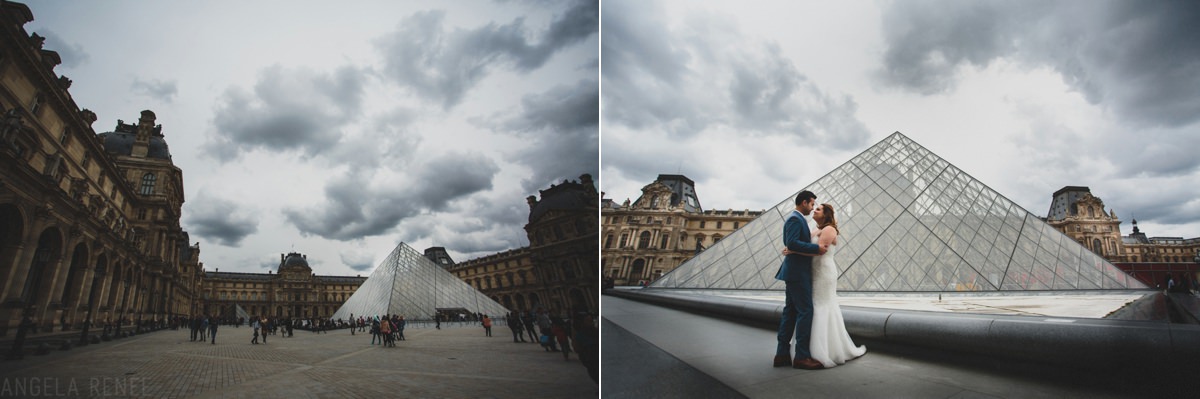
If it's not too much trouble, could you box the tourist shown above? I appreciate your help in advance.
[251,318,260,344]
[482,314,493,337]
[370,317,381,345]
[208,315,218,345]
[380,316,394,347]
[522,311,537,343]
[397,316,406,341]
[573,311,598,383]
[509,312,526,343]
[551,317,571,360]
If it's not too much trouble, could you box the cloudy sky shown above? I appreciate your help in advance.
[25,0,597,275]
[602,0,1200,240]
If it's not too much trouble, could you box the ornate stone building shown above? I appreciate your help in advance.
[448,247,538,312]
[197,252,366,320]
[601,174,762,285]
[445,174,598,315]
[1045,186,1200,264]
[0,1,202,335]
[1045,186,1124,260]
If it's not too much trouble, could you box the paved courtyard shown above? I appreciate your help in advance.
[0,323,596,398]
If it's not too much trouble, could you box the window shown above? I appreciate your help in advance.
[604,235,614,249]
[59,129,69,145]
[700,221,706,228]
[717,221,723,229]
[734,222,739,229]
[638,231,652,249]
[619,234,629,248]
[140,173,157,195]
[29,94,43,115]
[666,217,673,225]
[660,236,669,249]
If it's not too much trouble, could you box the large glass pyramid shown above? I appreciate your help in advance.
[332,242,509,320]
[652,132,1147,292]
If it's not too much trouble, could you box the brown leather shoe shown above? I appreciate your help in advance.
[773,354,791,367]
[793,357,824,370]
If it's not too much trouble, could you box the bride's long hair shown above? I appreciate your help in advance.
[818,203,838,233]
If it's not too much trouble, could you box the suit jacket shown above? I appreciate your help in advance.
[775,210,822,281]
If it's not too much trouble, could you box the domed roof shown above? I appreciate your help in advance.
[283,252,310,269]
[96,112,172,160]
[97,131,172,160]
[528,175,596,223]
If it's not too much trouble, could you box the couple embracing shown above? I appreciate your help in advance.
[773,190,866,370]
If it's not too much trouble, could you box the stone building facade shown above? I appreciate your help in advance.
[0,1,202,335]
[1045,186,1200,264]
[197,252,366,320]
[446,174,598,315]
[447,247,538,312]
[601,174,762,285]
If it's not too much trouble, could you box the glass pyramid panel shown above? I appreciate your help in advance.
[650,132,1148,292]
[332,242,509,321]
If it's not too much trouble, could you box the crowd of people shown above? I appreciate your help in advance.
[176,307,598,383]
[503,308,599,383]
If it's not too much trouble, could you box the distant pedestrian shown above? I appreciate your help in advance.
[522,312,537,343]
[509,312,526,342]
[482,315,493,337]
[370,318,381,345]
[199,317,208,342]
[551,318,571,360]
[208,316,218,345]
[380,317,394,347]
[397,316,406,341]
[251,318,260,344]
[435,314,441,330]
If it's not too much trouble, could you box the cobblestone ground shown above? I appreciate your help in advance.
[0,324,596,398]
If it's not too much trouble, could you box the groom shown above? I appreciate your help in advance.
[773,190,827,370]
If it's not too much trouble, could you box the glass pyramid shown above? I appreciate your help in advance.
[651,132,1147,292]
[332,242,509,320]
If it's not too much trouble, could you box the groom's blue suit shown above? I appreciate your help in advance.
[775,209,822,359]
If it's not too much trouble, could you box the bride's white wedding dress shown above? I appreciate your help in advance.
[809,229,866,368]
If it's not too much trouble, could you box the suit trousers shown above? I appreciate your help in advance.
[776,276,814,358]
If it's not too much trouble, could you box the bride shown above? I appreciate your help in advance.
[783,203,866,368]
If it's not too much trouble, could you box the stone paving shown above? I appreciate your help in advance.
[0,323,596,398]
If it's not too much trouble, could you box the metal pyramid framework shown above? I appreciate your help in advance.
[332,242,509,320]
[652,132,1147,292]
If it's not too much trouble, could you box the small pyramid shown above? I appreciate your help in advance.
[332,242,509,320]
[652,132,1147,292]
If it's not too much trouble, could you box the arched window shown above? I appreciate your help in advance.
[604,235,614,249]
[660,235,669,249]
[140,173,157,195]
[638,231,652,249]
[629,259,646,281]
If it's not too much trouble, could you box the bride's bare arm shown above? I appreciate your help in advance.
[818,226,838,247]
[781,248,815,256]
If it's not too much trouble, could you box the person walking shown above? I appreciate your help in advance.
[522,312,537,343]
[397,316,406,341]
[482,314,493,337]
[551,317,571,360]
[380,317,394,347]
[251,318,260,344]
[370,318,381,345]
[509,312,526,342]
[199,316,208,342]
[208,315,219,345]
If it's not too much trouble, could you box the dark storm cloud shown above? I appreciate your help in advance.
[185,195,259,247]
[375,0,597,109]
[411,153,500,210]
[340,253,375,272]
[131,78,178,103]
[878,0,1200,128]
[495,79,598,192]
[284,153,499,241]
[37,30,89,68]
[601,0,870,148]
[206,65,366,161]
